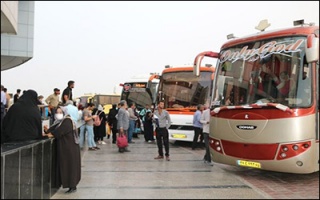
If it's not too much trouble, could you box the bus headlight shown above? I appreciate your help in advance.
[280,153,287,158]
[216,147,221,151]
[303,143,309,148]
[215,141,220,146]
[282,146,288,152]
[292,145,299,151]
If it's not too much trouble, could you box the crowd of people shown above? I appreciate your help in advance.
[1,80,215,194]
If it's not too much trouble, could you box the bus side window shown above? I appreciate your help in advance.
[303,63,309,80]
[298,63,312,106]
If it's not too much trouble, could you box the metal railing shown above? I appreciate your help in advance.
[1,138,58,199]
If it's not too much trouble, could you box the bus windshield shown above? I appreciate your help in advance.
[91,95,120,106]
[159,71,212,109]
[121,82,158,110]
[213,36,312,108]
[79,96,89,107]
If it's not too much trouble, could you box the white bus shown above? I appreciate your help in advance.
[120,73,159,111]
[157,65,215,142]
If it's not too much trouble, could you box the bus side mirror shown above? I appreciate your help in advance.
[147,80,151,88]
[193,51,219,77]
[305,35,319,63]
[193,64,200,77]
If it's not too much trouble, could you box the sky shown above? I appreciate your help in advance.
[1,1,319,100]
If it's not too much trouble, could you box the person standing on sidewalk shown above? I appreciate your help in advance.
[61,80,74,105]
[13,89,21,104]
[117,100,130,153]
[43,105,81,193]
[92,104,107,144]
[107,103,118,144]
[192,104,204,150]
[200,104,213,166]
[79,102,100,151]
[153,100,172,161]
[45,88,60,125]
[1,85,7,129]
[2,89,43,143]
[127,102,138,143]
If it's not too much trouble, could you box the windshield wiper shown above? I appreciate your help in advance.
[212,102,293,115]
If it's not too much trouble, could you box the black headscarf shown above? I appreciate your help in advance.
[2,89,43,143]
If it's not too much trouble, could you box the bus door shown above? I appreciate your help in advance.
[317,61,319,141]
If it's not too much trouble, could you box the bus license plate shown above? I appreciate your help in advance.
[172,134,187,139]
[237,160,261,169]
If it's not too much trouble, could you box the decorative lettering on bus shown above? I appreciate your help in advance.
[133,83,147,88]
[236,125,257,130]
[220,39,304,63]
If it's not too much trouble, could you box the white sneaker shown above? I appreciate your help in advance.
[101,141,106,144]
[97,141,102,145]
[204,161,214,166]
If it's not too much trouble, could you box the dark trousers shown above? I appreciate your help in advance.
[49,107,56,126]
[203,132,211,162]
[155,127,169,157]
[1,103,6,143]
[112,128,117,143]
[143,121,154,141]
[192,127,203,149]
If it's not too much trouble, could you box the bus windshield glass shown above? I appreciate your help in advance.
[121,82,158,110]
[79,96,89,107]
[92,95,120,106]
[159,71,212,109]
[213,36,312,108]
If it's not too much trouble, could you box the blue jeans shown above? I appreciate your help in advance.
[128,120,135,142]
[79,124,96,148]
[49,107,56,126]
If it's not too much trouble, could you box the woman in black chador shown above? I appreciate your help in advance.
[43,103,81,194]
[2,89,43,143]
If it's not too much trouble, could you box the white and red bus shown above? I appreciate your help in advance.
[194,19,319,174]
[157,65,215,142]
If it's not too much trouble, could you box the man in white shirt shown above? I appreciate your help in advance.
[200,104,213,166]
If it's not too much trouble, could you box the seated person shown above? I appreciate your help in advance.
[273,71,291,96]
[262,65,296,99]
[225,96,232,106]
[168,96,183,108]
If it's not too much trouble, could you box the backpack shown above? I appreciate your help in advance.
[93,111,103,126]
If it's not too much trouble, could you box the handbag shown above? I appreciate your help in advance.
[117,134,128,148]
[106,124,111,135]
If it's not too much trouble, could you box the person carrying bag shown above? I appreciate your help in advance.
[117,132,128,153]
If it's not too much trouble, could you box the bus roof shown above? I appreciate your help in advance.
[221,26,319,49]
[123,74,160,83]
[162,66,215,73]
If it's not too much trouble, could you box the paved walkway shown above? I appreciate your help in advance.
[51,135,267,199]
